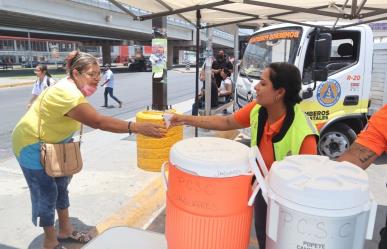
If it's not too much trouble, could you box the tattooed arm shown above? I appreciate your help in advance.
[337,142,378,170]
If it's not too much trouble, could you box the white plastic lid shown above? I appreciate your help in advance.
[268,155,370,209]
[169,137,250,177]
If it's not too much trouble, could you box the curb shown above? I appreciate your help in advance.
[172,69,196,73]
[95,176,166,234]
[0,81,34,89]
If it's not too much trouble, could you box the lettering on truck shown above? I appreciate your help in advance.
[249,31,300,43]
[305,110,330,121]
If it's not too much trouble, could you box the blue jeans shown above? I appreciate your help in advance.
[104,87,121,106]
[20,167,71,227]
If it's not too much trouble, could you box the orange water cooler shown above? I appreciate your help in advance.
[163,137,257,249]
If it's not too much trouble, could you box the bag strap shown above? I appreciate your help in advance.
[79,123,83,142]
[37,88,83,142]
[37,89,50,141]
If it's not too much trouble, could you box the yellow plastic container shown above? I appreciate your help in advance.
[136,110,183,172]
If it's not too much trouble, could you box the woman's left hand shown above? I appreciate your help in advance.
[135,122,167,138]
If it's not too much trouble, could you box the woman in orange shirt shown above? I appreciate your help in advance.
[170,62,318,249]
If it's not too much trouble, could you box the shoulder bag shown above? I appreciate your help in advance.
[38,89,83,177]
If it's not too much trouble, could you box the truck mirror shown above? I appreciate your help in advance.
[313,68,328,82]
[302,90,313,99]
[314,33,332,63]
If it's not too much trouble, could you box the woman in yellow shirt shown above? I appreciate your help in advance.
[12,51,166,249]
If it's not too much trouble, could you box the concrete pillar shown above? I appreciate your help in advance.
[102,44,111,65]
[167,40,173,69]
[173,46,179,64]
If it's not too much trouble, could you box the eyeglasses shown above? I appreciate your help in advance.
[82,71,101,78]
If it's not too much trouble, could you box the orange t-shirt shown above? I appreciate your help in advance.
[356,105,387,155]
[234,101,317,169]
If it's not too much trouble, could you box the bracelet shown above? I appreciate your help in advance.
[128,121,132,135]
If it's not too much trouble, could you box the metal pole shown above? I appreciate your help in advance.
[204,28,213,116]
[27,32,32,68]
[233,24,239,83]
[151,16,168,111]
[194,10,201,137]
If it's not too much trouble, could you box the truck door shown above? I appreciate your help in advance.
[300,29,365,158]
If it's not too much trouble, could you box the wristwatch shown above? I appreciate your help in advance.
[128,121,133,135]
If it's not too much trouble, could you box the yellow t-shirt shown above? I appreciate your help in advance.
[12,77,87,169]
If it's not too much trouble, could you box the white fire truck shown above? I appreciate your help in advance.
[235,22,387,158]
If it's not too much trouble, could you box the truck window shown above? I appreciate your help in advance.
[303,31,360,84]
[240,27,302,78]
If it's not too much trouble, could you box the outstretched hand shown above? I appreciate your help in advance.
[169,114,186,127]
[136,122,167,138]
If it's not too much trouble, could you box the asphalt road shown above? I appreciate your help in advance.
[0,71,196,161]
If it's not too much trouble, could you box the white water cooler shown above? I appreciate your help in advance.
[250,151,377,249]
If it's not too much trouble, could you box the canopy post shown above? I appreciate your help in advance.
[204,28,213,116]
[194,9,201,137]
[233,24,239,84]
[151,16,168,111]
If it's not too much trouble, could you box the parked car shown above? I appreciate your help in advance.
[22,61,41,68]
[0,62,14,70]
[128,57,152,72]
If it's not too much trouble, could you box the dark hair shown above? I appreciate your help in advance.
[66,51,98,79]
[36,64,52,78]
[267,62,302,106]
[222,67,232,77]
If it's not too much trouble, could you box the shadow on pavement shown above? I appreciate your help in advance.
[27,217,95,249]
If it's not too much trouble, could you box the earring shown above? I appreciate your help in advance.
[274,95,280,102]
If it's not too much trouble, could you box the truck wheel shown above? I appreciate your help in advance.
[318,123,357,159]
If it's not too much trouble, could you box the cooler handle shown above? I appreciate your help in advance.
[254,146,269,177]
[161,161,168,190]
[248,146,268,204]
[366,198,378,240]
[248,180,260,206]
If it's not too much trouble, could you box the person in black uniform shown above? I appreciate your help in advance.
[212,50,233,88]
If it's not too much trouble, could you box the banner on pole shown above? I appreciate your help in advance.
[150,38,167,74]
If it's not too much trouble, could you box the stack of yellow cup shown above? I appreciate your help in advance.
[136,110,183,172]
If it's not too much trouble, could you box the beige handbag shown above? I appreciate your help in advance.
[38,89,83,177]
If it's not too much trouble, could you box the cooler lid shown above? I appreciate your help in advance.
[268,155,370,209]
[169,137,250,177]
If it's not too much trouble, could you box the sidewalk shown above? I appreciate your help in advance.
[0,99,241,249]
[171,67,196,73]
[0,99,192,248]
[0,76,36,88]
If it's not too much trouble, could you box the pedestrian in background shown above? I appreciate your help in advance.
[12,51,166,249]
[212,50,233,88]
[100,64,122,108]
[27,64,56,108]
[170,62,318,249]
[218,67,233,104]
